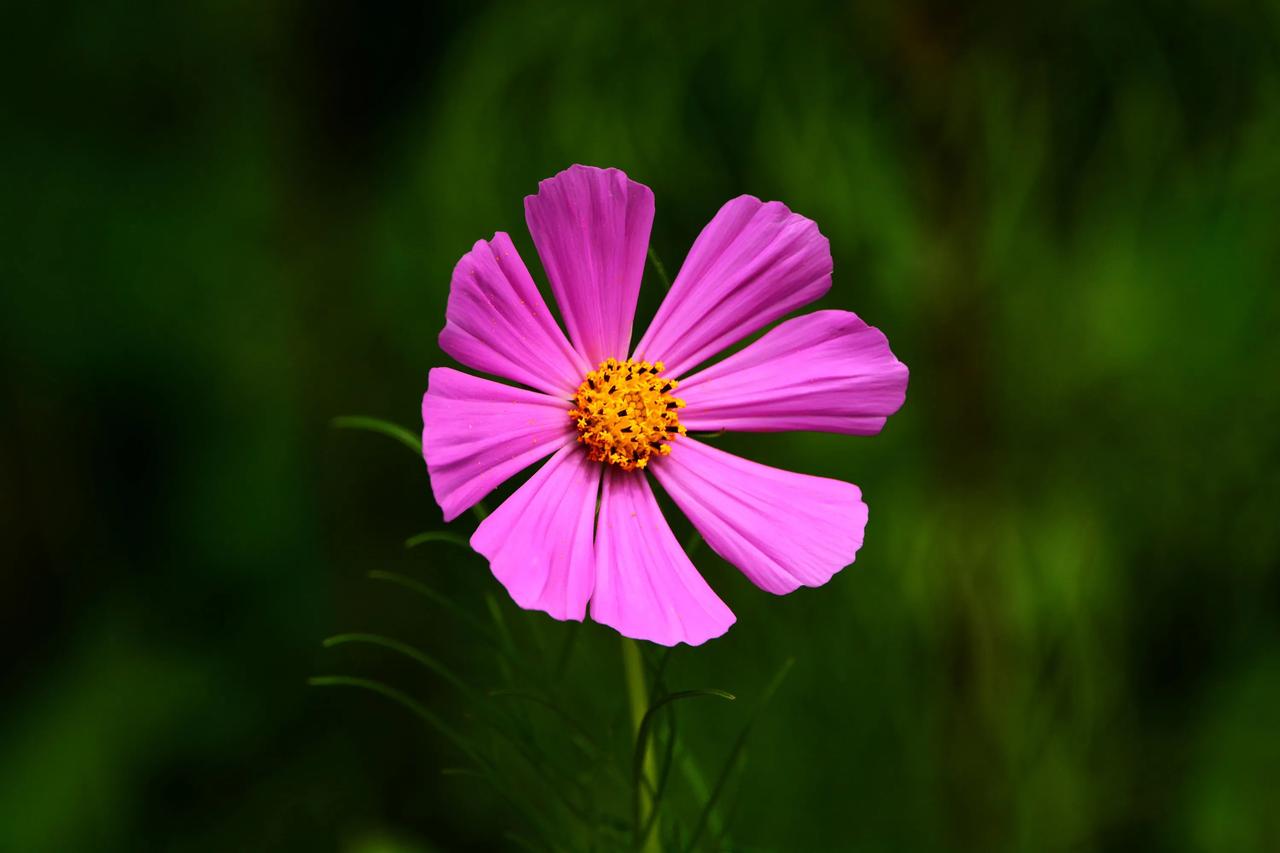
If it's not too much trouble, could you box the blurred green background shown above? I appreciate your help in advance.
[4,1,1280,850]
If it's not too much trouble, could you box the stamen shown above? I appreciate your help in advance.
[568,358,686,471]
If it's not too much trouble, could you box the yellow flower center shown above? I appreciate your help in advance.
[569,358,687,471]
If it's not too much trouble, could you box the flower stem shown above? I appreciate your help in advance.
[622,637,661,853]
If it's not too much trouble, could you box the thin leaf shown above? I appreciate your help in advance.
[647,646,676,688]
[633,689,737,759]
[488,688,602,756]
[471,500,491,522]
[484,592,520,679]
[307,675,481,764]
[322,633,473,696]
[647,245,672,290]
[552,619,580,680]
[639,698,679,846]
[324,629,589,814]
[633,689,735,847]
[684,659,794,852]
[677,750,712,817]
[404,529,471,549]
[366,570,502,651]
[707,759,751,852]
[331,416,421,455]
[312,674,588,833]
[487,703,600,824]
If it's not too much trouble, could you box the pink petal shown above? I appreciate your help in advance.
[439,232,589,397]
[471,444,600,621]
[678,310,909,435]
[421,367,575,522]
[525,165,655,365]
[650,438,866,595]
[633,196,831,378]
[591,469,735,647]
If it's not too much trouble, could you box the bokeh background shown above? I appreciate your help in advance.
[4,1,1280,850]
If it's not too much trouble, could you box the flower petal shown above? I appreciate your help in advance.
[422,367,575,522]
[650,438,866,594]
[440,231,589,396]
[525,165,655,365]
[591,469,735,646]
[633,196,831,378]
[471,443,600,621]
[678,310,909,435]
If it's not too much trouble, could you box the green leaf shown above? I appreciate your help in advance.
[322,633,474,697]
[633,689,735,847]
[484,592,521,680]
[676,751,714,836]
[684,658,794,852]
[365,571,506,657]
[311,675,581,840]
[488,688,602,759]
[639,696,679,845]
[331,416,422,455]
[350,582,587,814]
[404,530,470,549]
[647,245,672,290]
[307,675,481,765]
[552,619,580,680]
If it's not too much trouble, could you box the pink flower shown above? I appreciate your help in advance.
[422,165,908,646]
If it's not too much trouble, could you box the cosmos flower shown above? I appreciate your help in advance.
[422,165,908,646]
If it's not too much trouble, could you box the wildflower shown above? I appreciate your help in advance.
[422,165,908,645]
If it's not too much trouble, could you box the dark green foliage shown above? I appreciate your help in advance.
[315,553,758,852]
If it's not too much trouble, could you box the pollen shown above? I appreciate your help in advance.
[568,358,686,471]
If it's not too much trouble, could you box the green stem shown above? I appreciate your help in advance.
[622,638,661,853]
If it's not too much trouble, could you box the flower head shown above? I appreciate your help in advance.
[569,358,686,470]
[422,165,908,646]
